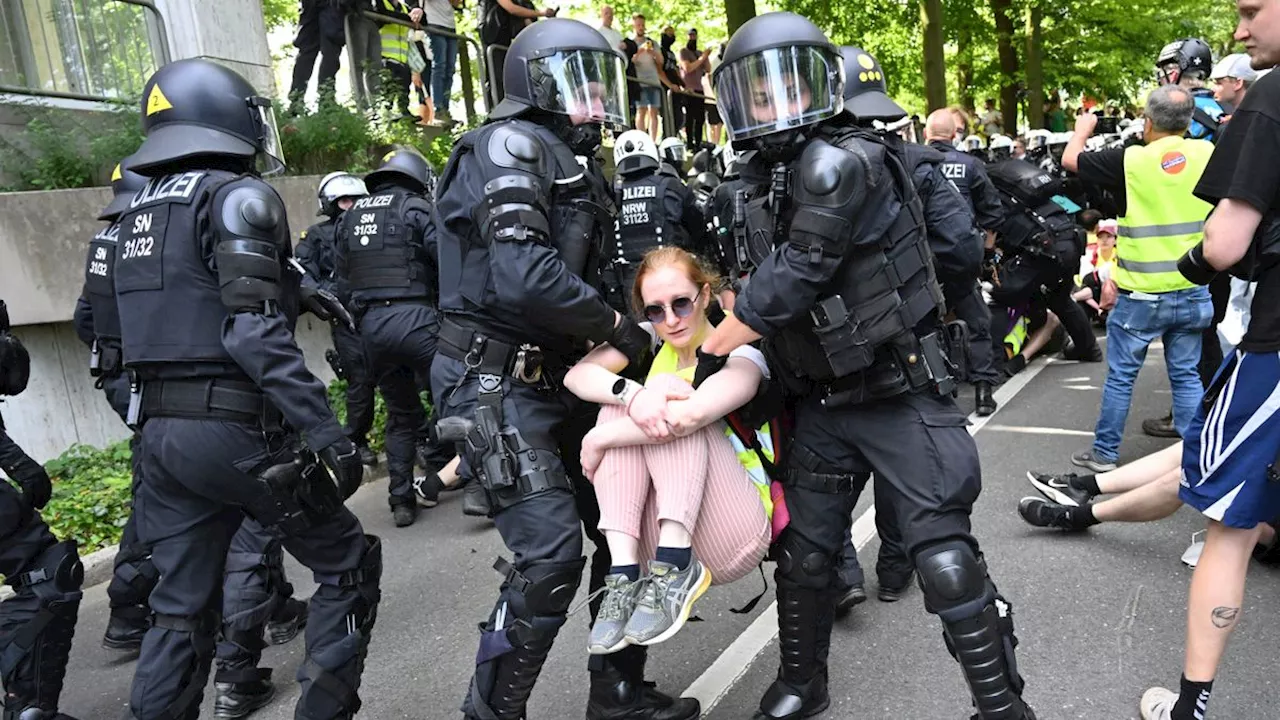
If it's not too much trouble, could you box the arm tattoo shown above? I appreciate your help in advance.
[1211,606,1240,629]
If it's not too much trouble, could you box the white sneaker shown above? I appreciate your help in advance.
[1140,687,1177,720]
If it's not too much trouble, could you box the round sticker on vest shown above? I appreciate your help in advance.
[1160,152,1188,174]
[361,236,370,246]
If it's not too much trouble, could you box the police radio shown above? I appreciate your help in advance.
[768,163,791,247]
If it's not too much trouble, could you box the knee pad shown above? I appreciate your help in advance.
[107,544,158,608]
[313,534,382,632]
[219,551,279,656]
[774,530,835,591]
[496,555,586,618]
[0,542,84,710]
[913,540,993,623]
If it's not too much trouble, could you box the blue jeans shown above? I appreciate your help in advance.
[1092,286,1213,463]
[428,28,458,113]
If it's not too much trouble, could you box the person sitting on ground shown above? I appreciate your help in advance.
[1073,218,1119,318]
[564,247,773,655]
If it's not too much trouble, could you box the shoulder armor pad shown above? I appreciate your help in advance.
[485,123,551,177]
[217,179,287,244]
[796,139,869,209]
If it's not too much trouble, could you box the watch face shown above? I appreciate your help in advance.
[612,378,628,395]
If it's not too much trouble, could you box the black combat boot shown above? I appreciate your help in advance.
[752,584,833,719]
[265,597,308,646]
[102,604,149,655]
[213,677,276,719]
[976,382,998,417]
[586,663,700,720]
[392,502,418,528]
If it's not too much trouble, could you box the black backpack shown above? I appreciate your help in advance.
[0,301,29,397]
[987,158,1063,207]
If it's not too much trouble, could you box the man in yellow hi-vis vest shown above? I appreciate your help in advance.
[376,0,422,118]
[1062,85,1215,473]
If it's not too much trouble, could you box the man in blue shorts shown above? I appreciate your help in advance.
[1140,1,1280,717]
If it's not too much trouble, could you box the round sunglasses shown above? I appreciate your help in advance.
[643,289,703,324]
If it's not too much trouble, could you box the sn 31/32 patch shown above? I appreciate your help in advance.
[114,205,170,293]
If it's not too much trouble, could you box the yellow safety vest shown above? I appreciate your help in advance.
[646,343,774,520]
[379,0,411,65]
[1114,135,1215,294]
[1003,316,1028,359]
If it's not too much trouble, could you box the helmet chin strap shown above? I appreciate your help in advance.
[753,128,807,164]
[544,113,603,155]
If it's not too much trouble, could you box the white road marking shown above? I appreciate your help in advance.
[985,424,1095,437]
[684,357,1057,715]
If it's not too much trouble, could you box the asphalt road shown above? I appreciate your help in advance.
[56,341,1280,720]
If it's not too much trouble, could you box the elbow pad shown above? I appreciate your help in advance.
[215,184,288,314]
[479,173,551,246]
[1177,242,1217,286]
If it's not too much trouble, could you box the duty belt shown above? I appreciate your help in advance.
[139,378,283,429]
[438,317,545,384]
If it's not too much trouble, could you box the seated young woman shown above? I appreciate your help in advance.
[564,246,772,656]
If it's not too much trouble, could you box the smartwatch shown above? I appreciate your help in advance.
[611,377,643,407]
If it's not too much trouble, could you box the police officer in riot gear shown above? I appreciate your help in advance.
[700,15,1036,720]
[296,172,378,468]
[333,148,451,527]
[113,58,380,720]
[604,130,706,313]
[1156,38,1227,141]
[70,159,157,656]
[0,300,83,720]
[924,107,1008,414]
[431,18,699,720]
[657,136,686,178]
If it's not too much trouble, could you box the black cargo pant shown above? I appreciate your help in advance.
[359,302,451,510]
[290,0,346,104]
[332,323,376,447]
[945,278,1002,385]
[835,473,914,594]
[127,417,378,720]
[213,518,299,686]
[431,355,650,718]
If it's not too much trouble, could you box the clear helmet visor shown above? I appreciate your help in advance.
[714,45,844,142]
[528,50,629,127]
[250,98,286,176]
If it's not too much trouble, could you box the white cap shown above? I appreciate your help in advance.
[1211,53,1259,82]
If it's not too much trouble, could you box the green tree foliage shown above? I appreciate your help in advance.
[263,0,300,30]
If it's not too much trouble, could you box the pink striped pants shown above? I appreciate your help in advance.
[592,374,771,585]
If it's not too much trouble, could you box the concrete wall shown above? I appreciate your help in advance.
[156,0,276,96]
[2,175,341,462]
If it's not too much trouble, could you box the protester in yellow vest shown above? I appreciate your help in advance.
[376,0,421,118]
[1062,84,1215,473]
[563,246,772,655]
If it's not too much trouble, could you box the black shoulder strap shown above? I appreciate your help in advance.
[1191,106,1221,139]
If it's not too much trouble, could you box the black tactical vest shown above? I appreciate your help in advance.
[342,187,432,303]
[83,222,122,341]
[528,122,611,287]
[114,170,245,374]
[611,173,690,268]
[747,129,945,391]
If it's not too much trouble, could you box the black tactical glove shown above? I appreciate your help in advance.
[692,348,729,389]
[10,458,51,510]
[609,315,654,367]
[301,286,357,332]
[1178,242,1218,286]
[319,437,363,500]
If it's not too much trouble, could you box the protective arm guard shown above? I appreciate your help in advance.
[736,140,869,337]
[213,180,347,453]
[477,124,617,345]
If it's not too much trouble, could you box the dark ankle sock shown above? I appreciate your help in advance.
[1067,504,1100,528]
[611,564,641,582]
[655,546,692,570]
[1071,473,1101,496]
[1172,675,1213,720]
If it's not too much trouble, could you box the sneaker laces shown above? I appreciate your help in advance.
[569,574,651,618]
[636,569,674,615]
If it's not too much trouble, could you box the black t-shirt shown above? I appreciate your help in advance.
[1195,70,1280,351]
[621,38,639,81]
[1075,148,1128,216]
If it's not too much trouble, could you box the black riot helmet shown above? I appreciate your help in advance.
[364,148,436,195]
[840,47,906,122]
[98,155,148,222]
[712,12,844,147]
[489,18,629,129]
[129,59,284,176]
[1156,38,1214,85]
[689,171,721,196]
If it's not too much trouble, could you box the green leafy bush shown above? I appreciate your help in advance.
[278,101,459,177]
[0,102,143,192]
[326,379,434,454]
[41,440,134,553]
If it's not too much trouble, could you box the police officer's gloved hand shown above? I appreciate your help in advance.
[319,438,363,500]
[692,348,728,389]
[10,458,51,510]
[609,315,654,367]
[1178,242,1218,286]
[301,286,357,332]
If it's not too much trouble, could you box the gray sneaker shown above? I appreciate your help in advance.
[1071,449,1117,473]
[588,573,643,655]
[625,560,711,647]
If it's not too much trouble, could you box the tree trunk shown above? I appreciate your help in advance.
[922,0,947,111]
[724,0,757,36]
[1024,4,1044,133]
[991,0,1018,133]
[957,23,974,114]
